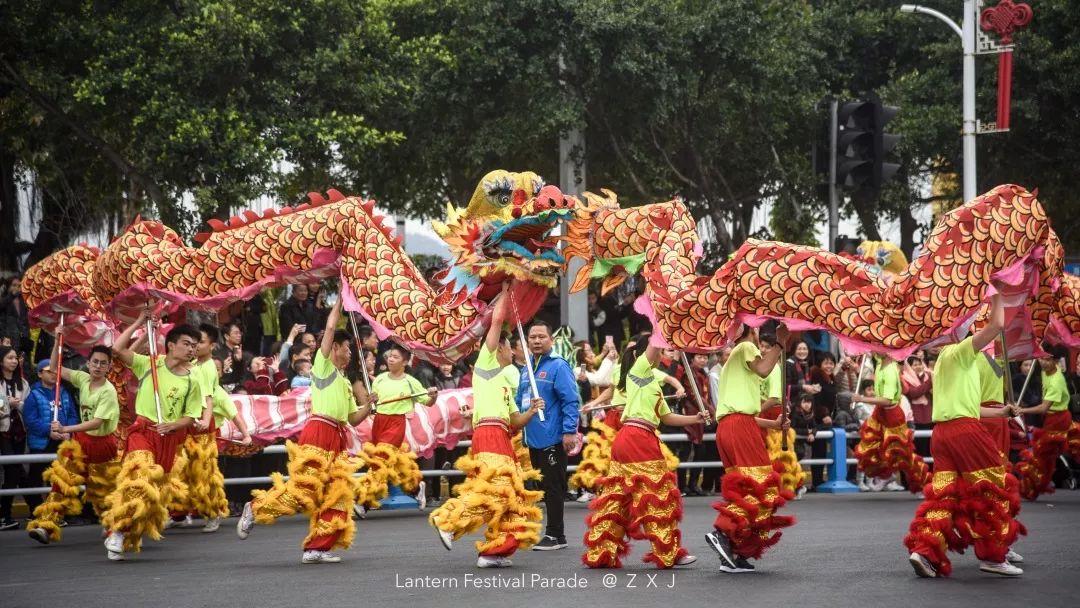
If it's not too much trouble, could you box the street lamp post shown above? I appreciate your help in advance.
[900,2,976,204]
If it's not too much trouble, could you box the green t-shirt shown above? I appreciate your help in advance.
[371,372,429,415]
[717,341,764,417]
[212,385,238,427]
[192,358,218,412]
[874,359,901,406]
[621,353,671,425]
[931,337,981,422]
[471,345,516,424]
[67,370,119,437]
[761,363,782,403]
[610,363,626,406]
[1042,368,1071,413]
[129,354,204,422]
[311,351,358,422]
[975,352,1005,405]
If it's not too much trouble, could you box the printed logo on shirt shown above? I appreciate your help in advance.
[538,371,547,379]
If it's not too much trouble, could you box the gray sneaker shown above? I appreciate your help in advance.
[28,527,50,545]
[236,502,254,540]
[909,552,938,578]
[531,535,568,550]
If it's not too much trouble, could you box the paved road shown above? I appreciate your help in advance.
[2,491,1079,608]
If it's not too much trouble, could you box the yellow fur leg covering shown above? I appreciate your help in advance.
[27,439,87,543]
[302,453,361,550]
[165,446,191,514]
[85,460,121,517]
[251,441,329,525]
[765,428,807,494]
[182,433,228,519]
[512,432,534,473]
[356,442,420,507]
[570,419,616,492]
[428,451,544,554]
[100,450,169,552]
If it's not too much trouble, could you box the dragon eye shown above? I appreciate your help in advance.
[532,178,544,195]
[498,193,511,205]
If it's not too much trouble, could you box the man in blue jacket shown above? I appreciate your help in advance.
[515,320,580,550]
[22,359,78,516]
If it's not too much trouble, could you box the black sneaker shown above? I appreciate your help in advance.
[704,530,737,570]
[0,518,20,531]
[531,535,568,551]
[728,556,755,573]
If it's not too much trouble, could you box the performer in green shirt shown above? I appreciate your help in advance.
[27,341,121,545]
[429,284,545,568]
[238,297,373,564]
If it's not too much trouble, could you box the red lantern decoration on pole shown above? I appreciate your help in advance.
[979,0,1033,131]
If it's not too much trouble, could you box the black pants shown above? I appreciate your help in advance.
[529,443,567,540]
[811,436,828,487]
[676,442,706,491]
[700,434,722,493]
[0,434,27,519]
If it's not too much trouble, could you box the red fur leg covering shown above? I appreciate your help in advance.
[953,471,1026,564]
[1016,427,1067,500]
[1068,421,1080,461]
[883,427,930,494]
[904,473,963,577]
[854,418,893,480]
[711,463,796,560]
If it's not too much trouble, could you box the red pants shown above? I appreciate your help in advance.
[979,402,1010,460]
[904,418,1024,576]
[73,432,119,465]
[603,408,623,431]
[471,423,515,459]
[371,413,407,446]
[712,413,795,559]
[854,405,929,493]
[125,416,187,473]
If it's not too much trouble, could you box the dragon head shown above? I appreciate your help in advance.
[433,170,576,300]
[855,240,908,277]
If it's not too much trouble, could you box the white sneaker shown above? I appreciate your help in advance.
[477,555,503,568]
[909,552,938,578]
[28,527,49,545]
[302,550,342,564]
[353,503,367,520]
[858,481,870,492]
[915,492,925,500]
[106,550,125,561]
[236,502,254,540]
[885,481,906,492]
[437,527,453,551]
[576,491,596,503]
[104,531,124,554]
[1005,549,1024,564]
[675,554,698,566]
[979,560,1023,576]
[417,481,427,510]
[202,517,221,533]
[795,486,807,500]
[868,478,888,492]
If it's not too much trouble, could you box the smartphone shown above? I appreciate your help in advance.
[325,292,339,306]
[604,335,614,348]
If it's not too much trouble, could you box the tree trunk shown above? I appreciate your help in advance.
[0,151,19,272]
[849,193,882,242]
[25,188,74,267]
[898,202,918,261]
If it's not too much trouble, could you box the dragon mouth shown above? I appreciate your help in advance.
[483,208,572,282]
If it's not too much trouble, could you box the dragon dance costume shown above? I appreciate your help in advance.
[429,345,543,559]
[975,351,1013,462]
[244,351,360,553]
[27,370,120,544]
[853,357,929,493]
[101,353,204,556]
[355,371,429,509]
[905,337,1025,577]
[583,353,690,569]
[166,358,232,525]
[709,340,795,562]
[1016,365,1080,500]
[758,364,805,495]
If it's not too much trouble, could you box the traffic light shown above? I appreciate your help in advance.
[834,93,901,200]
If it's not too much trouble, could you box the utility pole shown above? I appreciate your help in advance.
[559,126,588,342]
[828,99,839,252]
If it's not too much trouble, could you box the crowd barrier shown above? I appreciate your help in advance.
[0,428,936,497]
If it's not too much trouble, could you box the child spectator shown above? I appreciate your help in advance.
[290,358,313,389]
